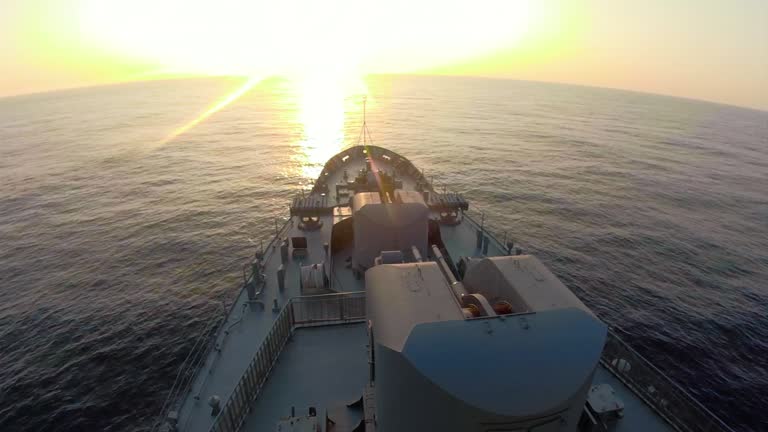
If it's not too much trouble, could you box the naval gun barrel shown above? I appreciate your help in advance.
[431,245,468,299]
[431,245,496,318]
[411,245,423,262]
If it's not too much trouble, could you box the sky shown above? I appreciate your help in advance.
[1,0,767,110]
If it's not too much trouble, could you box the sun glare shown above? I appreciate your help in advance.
[79,0,540,78]
[291,71,368,182]
[159,75,264,145]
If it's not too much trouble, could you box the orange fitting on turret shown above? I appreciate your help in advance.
[493,301,514,315]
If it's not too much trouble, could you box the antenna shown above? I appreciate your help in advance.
[363,96,367,147]
[355,96,374,148]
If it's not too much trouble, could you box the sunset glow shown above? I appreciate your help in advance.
[292,74,359,180]
[1,0,766,109]
[76,0,538,79]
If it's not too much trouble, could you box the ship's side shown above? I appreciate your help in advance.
[156,145,733,432]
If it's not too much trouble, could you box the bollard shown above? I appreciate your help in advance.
[277,264,285,291]
[280,238,289,264]
[208,396,221,416]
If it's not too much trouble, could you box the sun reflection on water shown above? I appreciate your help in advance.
[291,74,368,183]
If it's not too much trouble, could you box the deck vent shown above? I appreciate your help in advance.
[587,384,625,427]
[208,395,221,416]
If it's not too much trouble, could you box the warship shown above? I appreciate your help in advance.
[154,110,734,432]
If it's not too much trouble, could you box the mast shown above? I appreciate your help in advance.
[363,96,367,147]
[355,95,372,149]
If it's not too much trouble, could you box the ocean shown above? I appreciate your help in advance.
[0,75,766,431]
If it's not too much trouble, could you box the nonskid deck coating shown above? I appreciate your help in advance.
[242,324,369,432]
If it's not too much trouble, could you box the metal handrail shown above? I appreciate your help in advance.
[152,217,293,432]
[415,169,515,254]
[601,329,734,432]
[463,207,519,253]
[209,292,367,432]
[190,218,294,403]
[313,144,432,194]
[150,308,223,432]
[243,217,292,288]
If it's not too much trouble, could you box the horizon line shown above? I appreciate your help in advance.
[1,73,766,114]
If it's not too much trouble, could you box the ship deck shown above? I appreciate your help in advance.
[168,146,721,432]
[172,202,673,432]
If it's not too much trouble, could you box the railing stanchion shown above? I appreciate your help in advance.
[601,329,733,432]
[208,292,367,432]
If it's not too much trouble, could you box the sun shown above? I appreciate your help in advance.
[78,0,540,78]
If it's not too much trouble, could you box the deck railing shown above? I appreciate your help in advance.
[243,217,293,287]
[463,207,518,254]
[208,292,367,432]
[601,330,734,432]
[152,217,294,432]
[151,313,223,432]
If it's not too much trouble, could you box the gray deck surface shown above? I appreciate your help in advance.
[439,215,508,260]
[331,244,365,293]
[242,324,369,432]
